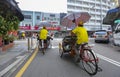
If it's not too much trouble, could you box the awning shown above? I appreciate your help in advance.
[107,8,119,13]
[0,0,24,21]
[103,7,120,25]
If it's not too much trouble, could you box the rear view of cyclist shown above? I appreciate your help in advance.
[39,26,48,48]
[71,21,89,62]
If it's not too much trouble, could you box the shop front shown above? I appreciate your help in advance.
[18,26,61,38]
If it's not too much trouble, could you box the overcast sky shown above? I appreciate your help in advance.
[16,0,67,13]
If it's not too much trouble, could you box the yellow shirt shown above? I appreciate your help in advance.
[72,26,88,44]
[22,33,25,37]
[39,29,48,40]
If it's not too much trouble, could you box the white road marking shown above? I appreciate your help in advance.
[97,54,120,67]
[51,45,120,67]
[52,46,59,48]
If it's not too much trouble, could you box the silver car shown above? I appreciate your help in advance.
[93,30,109,43]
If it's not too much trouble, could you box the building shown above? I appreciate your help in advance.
[19,10,61,37]
[20,11,60,27]
[41,12,60,27]
[19,0,117,32]
[67,0,116,31]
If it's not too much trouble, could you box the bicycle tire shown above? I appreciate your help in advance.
[59,49,64,58]
[38,41,40,51]
[42,48,45,55]
[59,44,63,58]
[41,40,46,55]
[81,49,98,75]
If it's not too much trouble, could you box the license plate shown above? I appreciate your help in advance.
[98,36,102,37]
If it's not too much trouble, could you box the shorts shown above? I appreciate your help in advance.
[39,39,47,43]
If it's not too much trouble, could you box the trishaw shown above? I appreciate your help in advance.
[59,35,99,75]
[60,12,100,75]
[38,35,53,55]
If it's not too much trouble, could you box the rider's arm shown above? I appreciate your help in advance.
[71,29,76,36]
[71,31,75,36]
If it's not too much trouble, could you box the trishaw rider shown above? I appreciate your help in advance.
[39,26,48,48]
[71,21,89,62]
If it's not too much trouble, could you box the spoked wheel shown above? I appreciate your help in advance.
[41,48,45,55]
[38,43,41,51]
[81,49,98,75]
[59,43,63,58]
[59,48,63,58]
[48,41,52,48]
[49,43,52,48]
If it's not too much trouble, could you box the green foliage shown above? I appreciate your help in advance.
[0,14,20,37]
[12,16,20,30]
[0,16,7,36]
[9,35,16,41]
[5,15,20,31]
[3,34,10,41]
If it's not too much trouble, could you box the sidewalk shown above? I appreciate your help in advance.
[0,38,37,76]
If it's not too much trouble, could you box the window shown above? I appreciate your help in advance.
[24,15,31,19]
[44,17,46,20]
[76,1,81,4]
[68,0,75,3]
[95,32,107,35]
[76,7,82,10]
[36,16,40,20]
[50,14,55,17]
[68,5,75,9]
[83,2,88,5]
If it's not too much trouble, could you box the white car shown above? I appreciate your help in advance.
[93,30,109,43]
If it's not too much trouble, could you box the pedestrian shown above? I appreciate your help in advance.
[21,32,26,39]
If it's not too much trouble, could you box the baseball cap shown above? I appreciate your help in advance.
[79,21,84,25]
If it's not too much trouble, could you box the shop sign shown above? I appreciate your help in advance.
[19,26,31,30]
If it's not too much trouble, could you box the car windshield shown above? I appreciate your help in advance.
[95,32,107,35]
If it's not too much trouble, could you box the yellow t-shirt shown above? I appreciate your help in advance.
[72,26,88,44]
[39,29,48,40]
[22,33,25,37]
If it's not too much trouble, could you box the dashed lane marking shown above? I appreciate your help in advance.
[97,54,120,67]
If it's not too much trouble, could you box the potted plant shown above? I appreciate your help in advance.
[0,12,20,45]
[3,34,10,45]
[9,35,15,43]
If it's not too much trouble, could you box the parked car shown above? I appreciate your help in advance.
[93,30,109,43]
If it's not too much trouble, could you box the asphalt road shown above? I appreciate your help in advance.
[12,38,120,77]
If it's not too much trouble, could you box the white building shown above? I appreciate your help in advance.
[67,0,116,31]
[42,12,60,27]
[20,11,60,27]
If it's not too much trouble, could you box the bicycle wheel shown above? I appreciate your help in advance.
[59,43,63,58]
[41,48,45,55]
[40,40,45,55]
[81,49,98,75]
[38,41,41,51]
